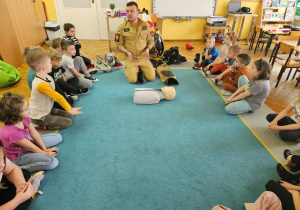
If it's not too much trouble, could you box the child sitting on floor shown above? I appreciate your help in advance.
[26,46,44,91]
[26,47,82,130]
[225,59,271,115]
[204,44,241,77]
[48,49,89,97]
[204,31,237,76]
[0,92,62,172]
[218,53,252,96]
[193,36,219,70]
[51,38,63,53]
[0,140,35,209]
[61,40,98,86]
[267,90,300,142]
[63,23,92,66]
[25,47,75,108]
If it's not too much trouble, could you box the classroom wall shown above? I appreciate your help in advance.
[43,0,261,40]
[137,0,261,40]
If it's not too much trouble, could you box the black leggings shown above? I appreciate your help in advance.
[266,114,300,141]
[0,169,32,209]
[265,180,295,210]
[56,78,78,95]
[53,83,74,110]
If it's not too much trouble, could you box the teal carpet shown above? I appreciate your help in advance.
[29,69,279,210]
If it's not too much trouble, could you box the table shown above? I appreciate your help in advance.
[203,25,231,41]
[227,13,258,45]
[253,26,290,56]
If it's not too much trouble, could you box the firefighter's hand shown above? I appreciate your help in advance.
[127,52,134,62]
[144,48,150,60]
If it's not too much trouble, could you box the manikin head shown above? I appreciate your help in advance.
[161,86,176,100]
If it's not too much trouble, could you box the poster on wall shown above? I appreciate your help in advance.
[296,0,300,19]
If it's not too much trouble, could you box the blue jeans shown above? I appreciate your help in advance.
[225,75,254,115]
[12,133,62,172]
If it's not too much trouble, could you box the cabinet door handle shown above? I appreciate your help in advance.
[92,0,94,3]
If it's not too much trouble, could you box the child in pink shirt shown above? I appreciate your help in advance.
[0,92,62,172]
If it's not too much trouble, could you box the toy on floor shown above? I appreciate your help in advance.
[95,53,123,72]
[186,43,194,50]
[156,64,179,86]
[133,86,176,104]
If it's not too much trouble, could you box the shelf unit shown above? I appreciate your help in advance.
[258,0,296,26]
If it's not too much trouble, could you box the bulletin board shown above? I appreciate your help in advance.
[152,0,217,18]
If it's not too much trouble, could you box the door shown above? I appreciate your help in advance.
[56,0,100,39]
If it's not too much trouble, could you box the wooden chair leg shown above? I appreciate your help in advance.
[276,66,286,87]
[296,77,300,87]
[261,43,265,51]
[269,44,277,63]
[292,68,299,80]
[254,41,259,54]
[254,30,263,54]
[249,30,256,50]
[286,68,293,81]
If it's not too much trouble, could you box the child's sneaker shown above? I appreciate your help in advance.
[77,88,89,95]
[89,70,98,75]
[220,89,232,96]
[70,94,78,101]
[211,78,219,85]
[85,75,99,82]
[201,68,208,77]
[193,63,201,70]
[31,171,45,191]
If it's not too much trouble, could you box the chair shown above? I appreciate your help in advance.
[272,42,300,87]
[252,27,270,54]
[269,36,300,66]
[290,31,300,36]
[249,26,258,50]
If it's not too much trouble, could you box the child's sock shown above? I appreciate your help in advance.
[31,171,45,192]
[35,125,47,130]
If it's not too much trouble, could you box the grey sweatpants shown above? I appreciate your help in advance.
[74,56,93,88]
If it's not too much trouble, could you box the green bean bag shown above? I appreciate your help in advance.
[0,60,21,88]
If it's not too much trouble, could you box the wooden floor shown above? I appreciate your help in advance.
[0,39,298,121]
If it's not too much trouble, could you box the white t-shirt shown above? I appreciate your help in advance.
[218,45,230,60]
[291,97,300,123]
[0,158,12,182]
[62,54,75,80]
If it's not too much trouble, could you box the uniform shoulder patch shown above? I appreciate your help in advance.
[124,28,130,32]
[117,28,120,32]
[141,26,147,30]
[115,33,120,42]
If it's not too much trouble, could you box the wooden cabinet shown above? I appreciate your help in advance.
[0,0,47,67]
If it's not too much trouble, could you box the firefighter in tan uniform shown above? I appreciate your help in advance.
[115,1,155,84]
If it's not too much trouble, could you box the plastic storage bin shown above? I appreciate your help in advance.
[45,20,61,40]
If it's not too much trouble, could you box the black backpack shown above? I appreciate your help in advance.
[163,47,186,65]
[154,33,164,56]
